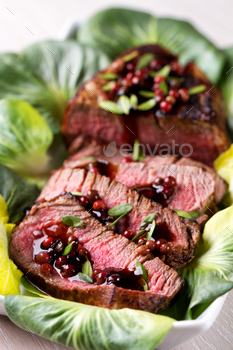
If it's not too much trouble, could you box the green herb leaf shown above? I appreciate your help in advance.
[79,156,95,161]
[173,209,201,220]
[82,259,93,277]
[62,242,74,256]
[135,261,148,282]
[145,220,156,240]
[136,53,155,70]
[159,81,168,95]
[130,94,138,108]
[108,203,134,217]
[103,81,114,91]
[150,65,171,78]
[61,216,83,227]
[137,98,156,111]
[140,213,156,229]
[108,203,134,227]
[143,280,148,291]
[123,51,138,62]
[131,187,138,191]
[99,101,122,114]
[118,95,131,115]
[167,76,183,82]
[139,90,155,98]
[188,85,206,95]
[131,230,146,241]
[71,191,83,196]
[99,72,118,80]
[78,273,93,284]
[132,139,145,161]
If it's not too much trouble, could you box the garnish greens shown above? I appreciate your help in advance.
[173,209,200,220]
[134,261,148,291]
[150,65,171,78]
[108,203,134,227]
[188,85,206,95]
[132,213,156,241]
[139,90,154,98]
[132,139,145,161]
[99,72,118,80]
[71,191,83,196]
[62,242,75,256]
[137,98,156,111]
[123,51,138,62]
[136,53,155,70]
[78,258,93,284]
[61,216,83,228]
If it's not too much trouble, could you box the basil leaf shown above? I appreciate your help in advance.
[140,213,156,230]
[145,220,156,240]
[103,81,114,91]
[99,72,118,80]
[131,187,138,191]
[137,98,156,111]
[79,156,95,161]
[61,215,83,227]
[143,280,148,291]
[159,81,168,95]
[78,273,93,284]
[5,295,175,350]
[188,85,206,95]
[82,259,93,277]
[132,139,145,162]
[130,94,138,108]
[99,101,123,114]
[136,53,155,70]
[139,90,154,98]
[123,51,138,62]
[131,230,146,241]
[62,242,74,256]
[108,203,134,217]
[71,191,83,196]
[118,95,131,115]
[173,209,200,220]
[150,65,171,78]
[135,261,148,282]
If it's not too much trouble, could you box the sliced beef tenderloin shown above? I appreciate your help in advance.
[64,134,227,207]
[62,45,230,166]
[38,168,199,269]
[10,195,182,313]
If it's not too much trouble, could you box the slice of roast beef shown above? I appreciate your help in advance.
[10,195,182,313]
[64,134,227,207]
[38,168,200,269]
[62,45,230,166]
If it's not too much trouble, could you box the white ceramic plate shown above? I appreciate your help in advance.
[0,18,228,350]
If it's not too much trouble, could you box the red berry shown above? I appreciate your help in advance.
[110,82,120,93]
[164,176,176,188]
[150,59,161,70]
[165,96,176,105]
[155,239,167,251]
[89,167,100,174]
[56,256,68,268]
[121,157,132,163]
[160,101,173,112]
[96,271,108,285]
[36,252,50,265]
[121,77,133,87]
[123,229,135,240]
[132,76,140,85]
[137,245,151,256]
[41,237,54,249]
[160,243,171,254]
[178,88,190,102]
[154,88,165,98]
[170,61,184,75]
[61,264,76,278]
[154,177,163,186]
[79,196,89,207]
[169,89,179,99]
[135,68,149,79]
[126,63,135,71]
[154,76,165,84]
[126,72,134,80]
[41,263,53,276]
[77,247,89,259]
[93,200,107,211]
[154,95,164,103]
[146,240,157,252]
[87,189,99,202]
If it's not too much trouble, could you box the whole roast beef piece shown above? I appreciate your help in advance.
[10,195,182,313]
[62,45,230,166]
[38,169,200,269]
